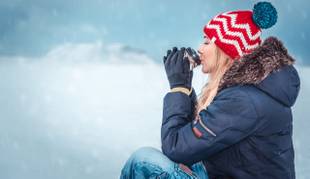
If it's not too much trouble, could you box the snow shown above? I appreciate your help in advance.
[0,43,309,178]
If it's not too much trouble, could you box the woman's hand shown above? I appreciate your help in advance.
[163,47,193,90]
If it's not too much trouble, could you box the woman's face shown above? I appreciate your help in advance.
[198,37,217,74]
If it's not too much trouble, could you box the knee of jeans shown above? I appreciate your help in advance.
[130,147,161,163]
[129,147,174,171]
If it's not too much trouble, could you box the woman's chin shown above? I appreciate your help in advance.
[201,67,209,74]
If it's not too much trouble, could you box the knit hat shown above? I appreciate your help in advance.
[203,2,278,60]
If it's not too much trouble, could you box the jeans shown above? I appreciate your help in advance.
[120,147,208,179]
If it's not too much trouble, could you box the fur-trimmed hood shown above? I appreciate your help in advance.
[218,36,300,107]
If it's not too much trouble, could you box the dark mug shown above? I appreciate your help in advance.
[184,48,201,71]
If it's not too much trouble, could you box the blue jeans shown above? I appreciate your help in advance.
[120,147,208,179]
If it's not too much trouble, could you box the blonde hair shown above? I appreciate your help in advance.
[194,46,234,119]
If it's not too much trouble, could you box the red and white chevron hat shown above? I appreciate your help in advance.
[203,2,278,60]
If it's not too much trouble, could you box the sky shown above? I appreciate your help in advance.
[0,0,309,64]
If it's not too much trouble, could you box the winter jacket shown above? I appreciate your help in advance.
[161,37,300,179]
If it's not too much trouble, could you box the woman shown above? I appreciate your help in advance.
[120,2,300,179]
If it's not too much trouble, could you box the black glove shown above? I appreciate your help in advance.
[163,47,193,90]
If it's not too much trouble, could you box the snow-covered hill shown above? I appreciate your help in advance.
[0,44,309,178]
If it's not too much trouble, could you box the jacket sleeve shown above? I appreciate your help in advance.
[161,88,259,166]
[189,88,197,121]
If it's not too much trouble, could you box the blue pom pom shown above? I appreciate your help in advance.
[252,2,278,29]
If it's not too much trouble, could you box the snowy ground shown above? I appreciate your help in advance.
[0,44,309,178]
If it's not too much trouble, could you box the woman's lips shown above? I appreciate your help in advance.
[199,57,204,64]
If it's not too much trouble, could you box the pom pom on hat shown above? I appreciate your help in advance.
[203,1,278,60]
[252,2,278,29]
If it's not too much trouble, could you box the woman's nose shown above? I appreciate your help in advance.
[198,45,204,55]
[197,48,203,56]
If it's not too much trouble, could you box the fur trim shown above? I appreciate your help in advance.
[218,37,295,92]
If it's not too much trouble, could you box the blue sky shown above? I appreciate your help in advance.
[0,0,309,64]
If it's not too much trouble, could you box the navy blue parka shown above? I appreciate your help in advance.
[161,37,300,179]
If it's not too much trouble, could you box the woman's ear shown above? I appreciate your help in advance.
[217,45,231,61]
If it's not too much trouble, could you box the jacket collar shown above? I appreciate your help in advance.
[218,36,295,92]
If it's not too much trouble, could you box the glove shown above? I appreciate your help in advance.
[163,47,193,90]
